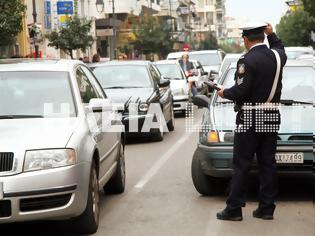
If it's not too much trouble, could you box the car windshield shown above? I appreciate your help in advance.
[155,64,184,80]
[216,66,315,103]
[0,71,76,117]
[220,58,238,74]
[189,53,220,66]
[92,65,152,88]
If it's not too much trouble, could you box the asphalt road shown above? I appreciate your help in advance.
[0,108,314,236]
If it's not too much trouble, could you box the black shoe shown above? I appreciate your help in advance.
[217,208,243,221]
[253,208,274,220]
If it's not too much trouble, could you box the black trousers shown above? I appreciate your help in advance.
[226,128,278,214]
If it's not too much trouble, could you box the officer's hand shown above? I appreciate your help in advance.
[264,23,273,36]
[217,88,225,98]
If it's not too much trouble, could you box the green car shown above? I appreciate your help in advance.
[192,60,315,196]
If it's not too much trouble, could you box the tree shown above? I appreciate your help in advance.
[132,16,174,58]
[302,0,315,16]
[276,10,315,47]
[47,16,94,58]
[199,31,218,50]
[0,1,26,47]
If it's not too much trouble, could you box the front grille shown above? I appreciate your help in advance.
[0,152,14,172]
[20,194,72,212]
[0,200,12,218]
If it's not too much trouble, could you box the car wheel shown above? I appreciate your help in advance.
[104,143,126,194]
[72,161,99,234]
[191,149,225,196]
[167,104,175,132]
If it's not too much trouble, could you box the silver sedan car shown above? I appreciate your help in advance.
[0,59,125,234]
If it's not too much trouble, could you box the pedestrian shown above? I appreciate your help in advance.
[216,23,287,221]
[179,53,197,96]
[92,54,101,63]
[83,56,90,64]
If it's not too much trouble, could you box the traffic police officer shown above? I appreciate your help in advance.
[216,23,287,221]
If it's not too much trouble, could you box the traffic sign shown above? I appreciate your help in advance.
[57,1,73,15]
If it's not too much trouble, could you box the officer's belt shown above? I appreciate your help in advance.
[241,103,280,110]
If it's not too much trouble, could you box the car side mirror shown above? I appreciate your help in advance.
[192,95,210,108]
[201,71,208,76]
[210,70,219,77]
[88,98,112,112]
[158,79,170,87]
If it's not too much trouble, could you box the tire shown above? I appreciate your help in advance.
[153,129,164,141]
[72,161,99,234]
[104,144,126,194]
[167,104,175,132]
[191,149,225,196]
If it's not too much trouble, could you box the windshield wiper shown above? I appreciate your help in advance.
[104,86,145,89]
[280,99,314,105]
[0,115,44,119]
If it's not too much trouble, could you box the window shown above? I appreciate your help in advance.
[149,65,161,88]
[80,66,106,98]
[76,67,99,104]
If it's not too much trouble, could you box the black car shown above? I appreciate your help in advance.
[91,61,175,141]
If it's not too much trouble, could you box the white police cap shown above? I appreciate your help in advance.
[239,22,267,31]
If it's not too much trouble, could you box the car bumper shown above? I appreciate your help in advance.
[195,144,314,178]
[0,162,90,223]
[173,96,189,111]
[122,114,155,134]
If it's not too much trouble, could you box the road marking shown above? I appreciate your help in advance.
[134,132,192,189]
[134,119,200,190]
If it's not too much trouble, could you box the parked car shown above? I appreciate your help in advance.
[191,60,314,195]
[91,61,175,141]
[285,47,314,60]
[188,50,225,75]
[0,59,125,234]
[154,60,189,114]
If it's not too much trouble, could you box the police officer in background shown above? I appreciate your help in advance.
[216,23,287,221]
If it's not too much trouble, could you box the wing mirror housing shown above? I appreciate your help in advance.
[158,79,171,87]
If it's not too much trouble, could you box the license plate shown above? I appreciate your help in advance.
[275,152,304,164]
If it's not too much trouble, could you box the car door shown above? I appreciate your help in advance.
[149,64,172,122]
[77,66,120,178]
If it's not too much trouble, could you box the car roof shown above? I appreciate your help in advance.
[91,60,151,67]
[189,50,219,55]
[0,59,82,72]
[285,47,314,53]
[228,59,314,70]
[224,53,243,59]
[154,60,180,65]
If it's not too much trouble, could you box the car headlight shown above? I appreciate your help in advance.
[24,149,76,172]
[139,103,149,112]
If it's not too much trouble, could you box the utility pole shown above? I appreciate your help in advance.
[32,0,39,58]
[169,0,174,39]
[112,0,117,59]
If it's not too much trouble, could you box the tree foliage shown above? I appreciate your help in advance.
[199,31,218,50]
[276,10,315,47]
[132,16,174,58]
[302,0,315,16]
[0,0,26,47]
[47,16,94,58]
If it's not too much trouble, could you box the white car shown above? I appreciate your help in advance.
[188,50,225,75]
[154,60,189,113]
[285,47,314,60]
[166,51,186,60]
[0,59,125,234]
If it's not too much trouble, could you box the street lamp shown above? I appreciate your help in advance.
[95,0,117,59]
